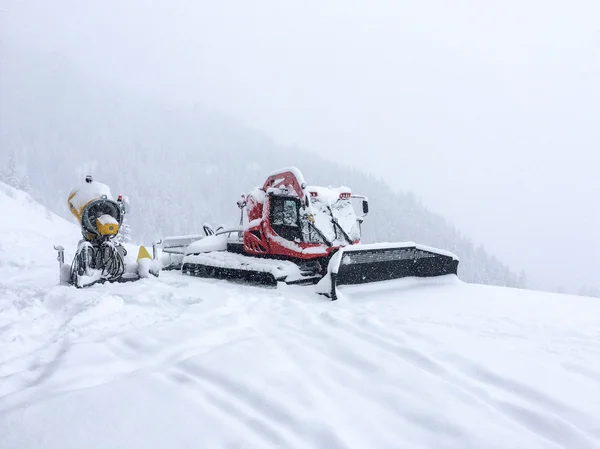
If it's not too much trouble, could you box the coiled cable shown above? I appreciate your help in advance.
[70,240,125,285]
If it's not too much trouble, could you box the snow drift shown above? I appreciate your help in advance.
[1,183,599,449]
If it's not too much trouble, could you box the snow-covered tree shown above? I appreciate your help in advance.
[518,271,527,289]
[579,285,600,298]
[18,173,31,192]
[116,216,132,244]
[1,153,20,188]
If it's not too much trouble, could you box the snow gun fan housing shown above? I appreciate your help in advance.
[161,167,459,300]
[68,176,123,241]
[56,175,158,288]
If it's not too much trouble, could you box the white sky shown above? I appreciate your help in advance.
[3,0,599,292]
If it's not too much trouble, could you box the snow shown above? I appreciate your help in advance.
[161,234,205,254]
[2,182,600,449]
[182,250,308,282]
[137,256,159,278]
[96,214,118,225]
[248,187,266,204]
[67,180,113,213]
[340,241,459,260]
[0,182,81,272]
[74,267,103,288]
[308,193,361,244]
[306,185,351,205]
[267,166,307,188]
[184,233,228,255]
[244,217,262,230]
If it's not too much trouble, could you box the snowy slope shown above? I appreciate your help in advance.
[0,182,80,280]
[1,185,599,449]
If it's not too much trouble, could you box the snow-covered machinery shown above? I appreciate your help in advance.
[54,175,159,288]
[160,167,458,299]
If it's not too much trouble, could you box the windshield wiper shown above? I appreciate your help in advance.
[327,206,354,245]
[308,220,332,247]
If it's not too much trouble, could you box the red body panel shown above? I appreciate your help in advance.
[246,193,263,223]
[243,169,337,261]
[262,169,307,200]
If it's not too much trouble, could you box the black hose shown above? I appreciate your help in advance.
[70,240,125,284]
[97,242,125,280]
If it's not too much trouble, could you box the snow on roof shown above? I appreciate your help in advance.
[267,166,306,187]
[306,185,351,206]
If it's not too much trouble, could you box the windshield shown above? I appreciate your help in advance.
[302,196,360,245]
[269,192,361,245]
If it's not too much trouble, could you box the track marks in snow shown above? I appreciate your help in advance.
[0,337,70,401]
[447,357,600,448]
[2,270,600,449]
[165,360,351,449]
[562,362,600,386]
[305,306,600,449]
[317,310,447,377]
[494,401,598,449]
[24,337,71,389]
[166,364,298,449]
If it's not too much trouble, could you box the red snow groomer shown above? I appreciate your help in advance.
[161,167,458,299]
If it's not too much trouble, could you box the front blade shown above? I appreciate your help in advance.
[328,243,459,300]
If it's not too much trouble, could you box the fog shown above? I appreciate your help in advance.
[2,0,599,293]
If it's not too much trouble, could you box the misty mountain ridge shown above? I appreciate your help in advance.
[0,46,525,288]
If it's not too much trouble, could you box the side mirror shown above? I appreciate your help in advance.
[362,200,369,215]
[237,194,247,209]
[118,195,131,214]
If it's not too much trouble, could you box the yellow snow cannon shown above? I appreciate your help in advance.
[67,175,122,242]
[55,175,159,288]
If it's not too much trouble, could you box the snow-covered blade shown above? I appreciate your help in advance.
[181,251,321,286]
[326,243,459,300]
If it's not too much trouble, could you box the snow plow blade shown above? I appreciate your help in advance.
[326,243,459,300]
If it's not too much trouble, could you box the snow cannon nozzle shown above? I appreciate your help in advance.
[85,175,93,184]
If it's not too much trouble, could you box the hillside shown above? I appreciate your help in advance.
[1,183,599,449]
[0,46,524,288]
[0,182,79,282]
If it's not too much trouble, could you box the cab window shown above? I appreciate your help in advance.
[270,196,302,241]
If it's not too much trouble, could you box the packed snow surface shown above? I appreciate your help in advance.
[1,182,600,449]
